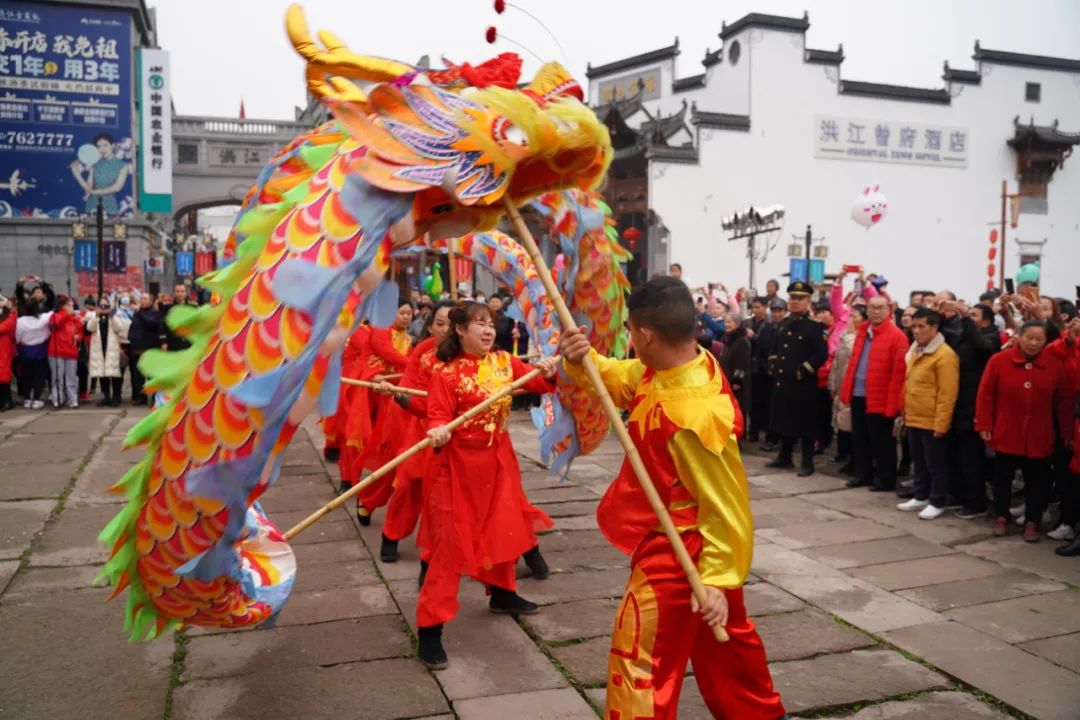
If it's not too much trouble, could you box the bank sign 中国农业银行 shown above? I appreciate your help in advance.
[0,2,133,219]
[813,116,969,169]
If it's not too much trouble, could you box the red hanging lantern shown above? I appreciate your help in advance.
[989,229,998,245]
[986,279,995,290]
[987,246,997,260]
[987,263,996,277]
[622,226,642,252]
[485,26,497,43]
[494,0,506,13]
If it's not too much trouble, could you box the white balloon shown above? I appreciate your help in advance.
[851,185,888,229]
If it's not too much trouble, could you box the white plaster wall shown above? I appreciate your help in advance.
[649,29,1080,302]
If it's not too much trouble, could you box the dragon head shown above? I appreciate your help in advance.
[287,5,612,240]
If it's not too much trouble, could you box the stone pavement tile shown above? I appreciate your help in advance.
[536,529,611,553]
[96,437,143,464]
[522,598,620,643]
[805,535,955,570]
[896,570,1067,612]
[749,484,786,499]
[291,560,380,593]
[536,500,600,518]
[21,410,116,438]
[0,587,172,720]
[745,582,807,616]
[454,688,597,720]
[542,545,629,574]
[182,615,410,681]
[958,536,1080,586]
[523,567,628,605]
[552,515,601,531]
[0,411,37,432]
[286,518,360,545]
[269,504,352,529]
[850,554,1005,591]
[752,496,839,515]
[529,485,602,504]
[0,433,97,464]
[438,611,569,701]
[2,563,103,601]
[748,471,842,496]
[884,621,1080,720]
[942,589,1080,643]
[754,508,851,529]
[1019,632,1080,674]
[0,559,18,595]
[522,472,580,492]
[28,502,119,567]
[752,542,841,577]
[256,484,337,513]
[0,499,54,560]
[0,462,75,500]
[758,518,907,550]
[810,691,1013,720]
[291,539,371,566]
[550,636,608,686]
[770,648,948,714]
[174,657,448,720]
[66,458,132,504]
[756,608,874,661]
[273,584,397,627]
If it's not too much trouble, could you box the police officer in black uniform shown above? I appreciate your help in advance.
[765,281,828,476]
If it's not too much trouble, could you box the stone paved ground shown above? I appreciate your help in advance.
[1,407,1078,719]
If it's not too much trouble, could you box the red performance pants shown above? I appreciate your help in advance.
[416,558,516,628]
[605,532,785,720]
[383,476,423,542]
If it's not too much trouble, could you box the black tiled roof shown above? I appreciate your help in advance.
[974,42,1080,73]
[840,80,950,105]
[673,74,706,92]
[592,94,645,120]
[720,12,809,41]
[1008,118,1080,147]
[805,46,844,65]
[646,145,699,164]
[641,103,690,142]
[702,48,723,68]
[586,40,680,80]
[690,108,751,131]
[942,62,981,85]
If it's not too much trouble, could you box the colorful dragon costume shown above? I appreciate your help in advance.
[98,4,611,640]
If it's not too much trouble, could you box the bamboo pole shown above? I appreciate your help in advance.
[341,377,427,397]
[284,363,552,540]
[374,373,403,382]
[502,197,729,643]
[448,243,458,301]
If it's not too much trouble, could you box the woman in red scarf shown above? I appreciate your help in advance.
[416,302,558,670]
[341,299,413,522]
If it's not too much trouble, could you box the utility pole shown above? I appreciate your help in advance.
[999,180,1007,289]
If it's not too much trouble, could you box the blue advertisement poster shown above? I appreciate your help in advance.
[0,2,133,219]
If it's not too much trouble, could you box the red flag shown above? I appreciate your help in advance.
[239,99,246,124]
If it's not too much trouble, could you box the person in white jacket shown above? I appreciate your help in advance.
[84,299,131,407]
[15,300,53,409]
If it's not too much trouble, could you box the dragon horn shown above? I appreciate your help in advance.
[285,4,413,104]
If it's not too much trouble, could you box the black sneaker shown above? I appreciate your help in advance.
[765,457,794,469]
[489,587,540,616]
[797,466,815,478]
[522,546,550,580]
[380,534,399,563]
[845,478,871,488]
[955,507,986,520]
[417,625,448,670]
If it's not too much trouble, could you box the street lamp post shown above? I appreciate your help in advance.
[722,205,785,293]
[95,197,104,300]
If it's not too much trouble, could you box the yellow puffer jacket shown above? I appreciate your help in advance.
[902,333,959,434]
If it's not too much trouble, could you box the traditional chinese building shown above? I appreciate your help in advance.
[588,12,1080,299]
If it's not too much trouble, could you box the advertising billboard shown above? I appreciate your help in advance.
[0,1,134,219]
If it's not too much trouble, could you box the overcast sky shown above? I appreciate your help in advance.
[155,0,1080,120]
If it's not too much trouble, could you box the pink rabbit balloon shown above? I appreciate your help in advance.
[851,185,888,229]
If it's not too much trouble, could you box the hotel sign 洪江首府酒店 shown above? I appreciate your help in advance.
[813,116,968,168]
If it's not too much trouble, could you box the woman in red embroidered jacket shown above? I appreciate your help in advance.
[324,322,370,466]
[342,299,413,521]
[378,301,453,564]
[416,302,558,670]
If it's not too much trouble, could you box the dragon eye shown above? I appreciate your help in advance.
[494,116,528,147]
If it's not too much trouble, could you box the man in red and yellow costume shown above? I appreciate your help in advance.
[560,276,787,720]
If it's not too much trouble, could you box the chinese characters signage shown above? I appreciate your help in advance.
[597,68,661,105]
[813,116,968,169]
[137,48,171,211]
[175,251,193,276]
[0,2,133,218]
[208,144,269,167]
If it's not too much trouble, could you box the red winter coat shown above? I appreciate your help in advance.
[975,346,1072,459]
[47,310,83,360]
[839,318,908,417]
[1045,335,1080,472]
[0,311,15,383]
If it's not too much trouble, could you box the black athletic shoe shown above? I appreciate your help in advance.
[522,546,550,580]
[797,466,815,477]
[846,479,871,488]
[418,625,448,670]
[955,507,986,520]
[868,485,896,493]
[765,457,794,469]
[1056,534,1080,557]
[418,560,429,589]
[337,481,351,496]
[380,534,399,563]
[489,587,540,616]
